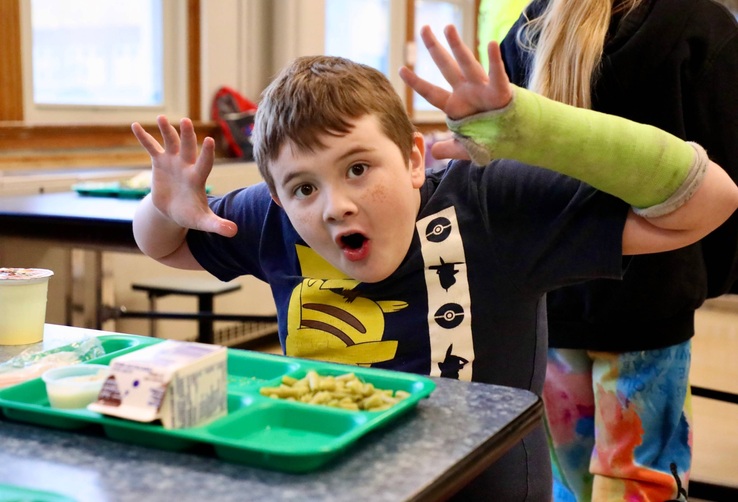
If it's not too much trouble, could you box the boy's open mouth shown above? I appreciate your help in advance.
[338,232,370,261]
[340,232,367,250]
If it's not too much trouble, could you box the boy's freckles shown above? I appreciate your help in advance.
[367,184,388,202]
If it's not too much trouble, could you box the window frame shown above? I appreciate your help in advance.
[20,0,188,124]
[0,0,480,172]
[0,0,210,172]
[275,0,479,123]
[404,0,479,123]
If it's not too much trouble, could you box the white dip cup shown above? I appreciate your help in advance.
[42,364,110,409]
[0,267,54,345]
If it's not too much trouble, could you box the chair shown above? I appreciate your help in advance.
[102,276,278,345]
[688,385,738,500]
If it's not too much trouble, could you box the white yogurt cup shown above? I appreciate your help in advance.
[42,364,110,409]
[0,268,54,345]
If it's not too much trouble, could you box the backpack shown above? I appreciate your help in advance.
[211,86,258,160]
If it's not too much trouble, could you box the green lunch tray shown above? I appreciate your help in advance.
[72,182,213,199]
[72,181,151,199]
[0,483,78,502]
[0,335,436,473]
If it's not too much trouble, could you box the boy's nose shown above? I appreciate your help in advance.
[323,189,357,222]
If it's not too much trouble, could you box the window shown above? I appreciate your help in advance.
[20,0,188,124]
[324,0,393,75]
[0,0,203,172]
[30,0,163,107]
[273,0,478,122]
[322,0,477,122]
[411,0,474,117]
[0,0,477,171]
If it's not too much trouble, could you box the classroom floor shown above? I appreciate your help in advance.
[690,298,738,494]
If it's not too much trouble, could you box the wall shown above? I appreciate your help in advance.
[200,0,277,119]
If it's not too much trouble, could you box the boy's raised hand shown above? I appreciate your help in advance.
[399,25,514,161]
[131,116,237,238]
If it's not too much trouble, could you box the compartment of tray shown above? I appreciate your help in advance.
[94,334,162,360]
[205,400,369,472]
[0,335,161,427]
[259,363,436,420]
[0,377,102,430]
[98,393,255,451]
[226,350,300,394]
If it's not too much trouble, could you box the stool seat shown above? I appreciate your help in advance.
[132,277,241,297]
[131,276,242,344]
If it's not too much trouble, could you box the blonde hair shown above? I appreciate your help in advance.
[253,55,415,193]
[518,0,642,108]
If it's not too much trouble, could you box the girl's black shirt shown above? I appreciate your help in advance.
[501,0,738,351]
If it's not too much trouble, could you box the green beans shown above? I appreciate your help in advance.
[259,370,411,411]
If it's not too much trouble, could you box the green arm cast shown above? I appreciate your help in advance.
[447,85,703,212]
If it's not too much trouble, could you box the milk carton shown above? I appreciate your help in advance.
[88,340,227,429]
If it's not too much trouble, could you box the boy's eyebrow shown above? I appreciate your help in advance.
[279,145,375,187]
[337,145,374,161]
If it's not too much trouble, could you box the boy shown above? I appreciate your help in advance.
[131,25,738,501]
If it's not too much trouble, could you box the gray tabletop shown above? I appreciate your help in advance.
[0,325,542,502]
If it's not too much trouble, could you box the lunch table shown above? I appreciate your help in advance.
[0,191,139,251]
[0,324,544,502]
[0,191,141,328]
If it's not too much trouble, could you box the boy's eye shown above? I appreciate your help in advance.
[293,184,315,199]
[348,163,368,178]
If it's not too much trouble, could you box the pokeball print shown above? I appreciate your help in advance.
[433,303,464,329]
[425,217,452,242]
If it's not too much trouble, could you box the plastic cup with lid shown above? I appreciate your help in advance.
[0,267,54,345]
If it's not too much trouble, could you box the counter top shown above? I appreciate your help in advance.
[0,325,542,502]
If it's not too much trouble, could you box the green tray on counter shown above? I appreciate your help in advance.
[72,182,213,199]
[0,335,435,473]
[72,181,151,199]
[0,483,77,502]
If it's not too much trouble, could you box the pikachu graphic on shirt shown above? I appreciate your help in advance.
[285,245,405,365]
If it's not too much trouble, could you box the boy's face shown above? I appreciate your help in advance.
[270,114,426,283]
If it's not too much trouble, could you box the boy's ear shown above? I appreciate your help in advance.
[410,131,426,188]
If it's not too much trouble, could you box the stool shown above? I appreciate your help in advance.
[131,276,242,344]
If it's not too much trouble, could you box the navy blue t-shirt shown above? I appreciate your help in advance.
[187,158,626,501]
[188,159,626,394]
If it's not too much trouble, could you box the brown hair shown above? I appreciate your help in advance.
[253,55,416,193]
[715,0,738,13]
[516,0,642,108]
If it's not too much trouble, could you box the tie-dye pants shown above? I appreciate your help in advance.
[543,341,692,501]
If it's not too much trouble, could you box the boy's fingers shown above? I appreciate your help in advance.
[443,25,486,84]
[399,66,449,110]
[398,66,421,88]
[214,218,238,238]
[431,139,471,161]
[486,42,510,91]
[179,118,198,162]
[194,137,216,178]
[198,215,238,238]
[419,25,463,87]
[131,122,165,156]
[157,115,181,154]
